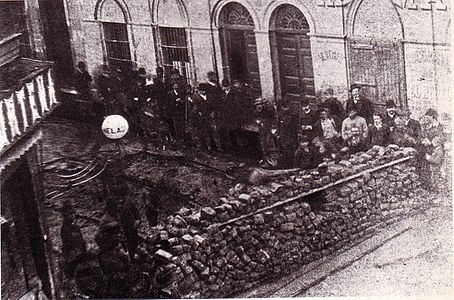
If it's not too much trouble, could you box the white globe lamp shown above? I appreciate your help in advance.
[102,115,129,139]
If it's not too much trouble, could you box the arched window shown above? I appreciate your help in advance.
[349,0,404,110]
[97,0,132,71]
[156,0,192,83]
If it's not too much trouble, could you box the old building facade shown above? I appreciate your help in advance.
[65,0,451,118]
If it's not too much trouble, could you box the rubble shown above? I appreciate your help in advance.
[144,146,431,297]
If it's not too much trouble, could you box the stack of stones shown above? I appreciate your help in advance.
[152,145,431,298]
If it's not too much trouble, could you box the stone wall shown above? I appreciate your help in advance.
[153,145,432,298]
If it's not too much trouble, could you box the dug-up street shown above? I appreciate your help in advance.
[238,197,453,299]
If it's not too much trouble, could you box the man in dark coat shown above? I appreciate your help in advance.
[167,82,187,142]
[74,61,92,100]
[345,84,373,123]
[97,64,115,115]
[294,134,322,170]
[153,67,167,116]
[205,71,223,100]
[276,106,299,168]
[322,88,344,119]
[218,79,239,152]
[300,98,318,142]
[401,108,421,143]
[383,99,398,130]
[368,112,390,146]
[232,79,255,128]
[190,83,222,151]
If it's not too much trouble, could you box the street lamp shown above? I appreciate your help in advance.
[101,114,129,140]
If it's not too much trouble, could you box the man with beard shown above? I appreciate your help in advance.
[345,84,373,123]
[383,100,398,130]
[368,113,390,146]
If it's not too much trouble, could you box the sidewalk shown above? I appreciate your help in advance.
[237,198,453,298]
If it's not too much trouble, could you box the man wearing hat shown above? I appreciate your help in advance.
[276,105,299,168]
[300,98,318,141]
[294,133,322,169]
[218,79,240,151]
[401,107,421,143]
[252,97,276,163]
[345,84,373,123]
[383,99,398,129]
[190,82,222,151]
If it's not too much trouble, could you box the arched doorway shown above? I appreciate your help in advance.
[348,0,405,111]
[269,4,315,109]
[219,2,261,94]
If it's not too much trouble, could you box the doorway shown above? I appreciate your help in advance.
[269,4,315,109]
[219,3,261,94]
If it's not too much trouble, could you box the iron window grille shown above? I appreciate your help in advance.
[102,22,132,71]
[158,26,192,83]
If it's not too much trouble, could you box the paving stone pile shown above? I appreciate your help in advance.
[152,145,431,298]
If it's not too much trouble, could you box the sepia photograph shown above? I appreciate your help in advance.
[0,0,452,299]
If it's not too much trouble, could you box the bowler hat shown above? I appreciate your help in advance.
[301,98,310,107]
[425,108,438,119]
[386,100,396,108]
[350,84,361,92]
[198,82,209,92]
[221,79,230,87]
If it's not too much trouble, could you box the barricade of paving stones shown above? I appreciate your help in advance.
[153,145,430,298]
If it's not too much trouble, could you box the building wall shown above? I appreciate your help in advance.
[64,0,450,117]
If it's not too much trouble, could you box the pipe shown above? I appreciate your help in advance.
[208,0,220,81]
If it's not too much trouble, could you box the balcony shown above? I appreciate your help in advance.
[0,34,58,167]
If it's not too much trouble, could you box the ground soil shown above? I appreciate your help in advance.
[40,118,252,252]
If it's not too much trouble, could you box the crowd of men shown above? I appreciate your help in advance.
[74,62,449,192]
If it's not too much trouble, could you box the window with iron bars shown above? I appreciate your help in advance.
[103,22,132,71]
[159,27,192,83]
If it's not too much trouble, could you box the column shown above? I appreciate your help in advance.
[254,30,275,102]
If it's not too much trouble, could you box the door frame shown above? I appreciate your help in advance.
[219,24,260,91]
[268,4,315,112]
